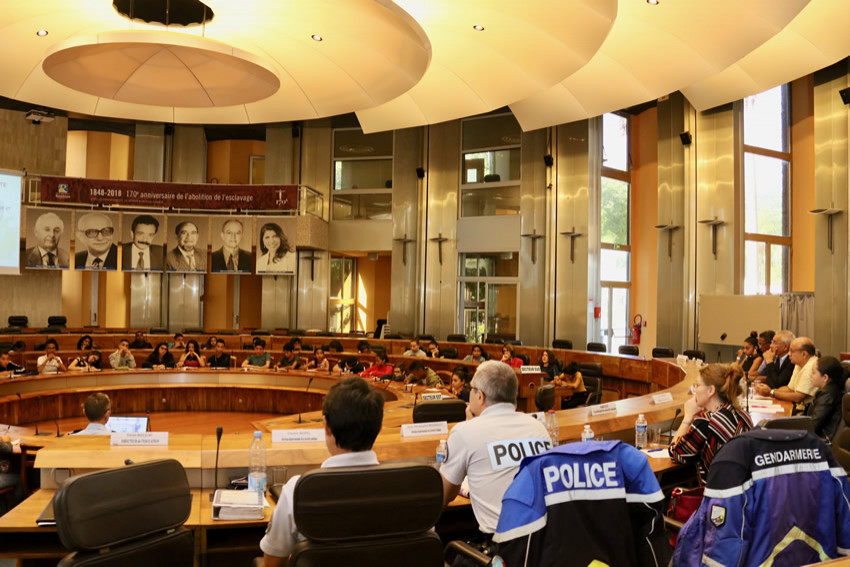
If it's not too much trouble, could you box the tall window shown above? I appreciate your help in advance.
[460,114,521,217]
[332,128,393,220]
[743,85,790,294]
[458,253,518,342]
[599,113,631,352]
[329,257,356,332]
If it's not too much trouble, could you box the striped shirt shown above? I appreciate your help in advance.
[669,402,752,484]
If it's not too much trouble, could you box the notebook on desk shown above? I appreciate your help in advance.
[36,496,55,527]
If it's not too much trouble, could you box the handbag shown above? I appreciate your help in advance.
[666,486,704,545]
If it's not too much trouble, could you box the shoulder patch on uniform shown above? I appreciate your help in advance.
[710,505,726,527]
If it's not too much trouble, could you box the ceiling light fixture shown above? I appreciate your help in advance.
[36,30,48,37]
[646,0,659,4]
[311,34,323,41]
[473,24,485,31]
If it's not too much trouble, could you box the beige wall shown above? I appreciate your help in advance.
[206,140,266,185]
[791,76,815,292]
[356,255,392,333]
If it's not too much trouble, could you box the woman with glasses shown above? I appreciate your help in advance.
[669,363,753,484]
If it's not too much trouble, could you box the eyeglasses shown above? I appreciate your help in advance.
[83,227,114,238]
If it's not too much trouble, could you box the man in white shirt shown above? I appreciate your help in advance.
[260,377,384,565]
[755,336,818,411]
[440,360,552,536]
[403,339,427,357]
[36,339,66,374]
[122,214,164,270]
[74,212,118,270]
[75,393,112,435]
[108,339,136,369]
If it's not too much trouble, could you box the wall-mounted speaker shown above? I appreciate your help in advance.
[543,154,554,167]
[416,167,425,179]
[292,123,301,138]
[840,87,850,105]
[679,131,692,146]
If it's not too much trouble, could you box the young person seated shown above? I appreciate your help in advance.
[69,350,102,371]
[207,341,232,368]
[735,331,763,377]
[202,336,219,349]
[0,433,22,513]
[449,367,471,402]
[555,362,588,408]
[75,392,112,436]
[76,335,94,352]
[305,346,329,371]
[169,333,187,350]
[405,360,442,388]
[177,340,206,368]
[242,339,272,370]
[37,339,67,375]
[463,344,487,363]
[391,364,405,381]
[807,356,844,441]
[143,342,177,370]
[538,349,561,381]
[360,351,393,379]
[403,339,427,358]
[129,331,152,349]
[275,343,302,371]
[288,337,304,356]
[500,343,523,368]
[108,339,136,369]
[0,352,24,376]
[426,339,441,358]
[357,340,371,355]
[334,356,365,375]
[669,363,752,484]
[259,377,384,565]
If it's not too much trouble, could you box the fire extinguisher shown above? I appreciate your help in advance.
[631,314,643,345]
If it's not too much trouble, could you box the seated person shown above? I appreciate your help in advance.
[76,334,94,352]
[735,331,763,377]
[260,377,384,564]
[755,330,775,374]
[275,343,302,371]
[305,346,329,371]
[403,339,427,358]
[360,351,393,379]
[37,339,67,374]
[207,341,232,368]
[426,339,441,358]
[463,344,487,363]
[143,342,177,370]
[75,392,112,435]
[405,360,442,388]
[334,356,365,375]
[169,333,187,350]
[500,343,523,368]
[202,336,219,349]
[357,340,371,355]
[807,356,844,441]
[129,331,152,349]
[242,339,271,369]
[288,337,303,356]
[177,340,206,368]
[0,352,24,375]
[754,337,818,412]
[556,362,588,408]
[538,349,561,381]
[752,331,794,388]
[449,367,471,402]
[391,363,405,381]
[11,341,25,354]
[0,434,22,513]
[108,339,136,369]
[70,350,102,371]
[669,363,752,484]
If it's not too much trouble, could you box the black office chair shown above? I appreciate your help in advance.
[832,428,850,474]
[505,339,522,346]
[182,327,204,334]
[417,334,436,343]
[586,342,607,353]
[47,316,67,328]
[383,333,404,339]
[39,325,64,334]
[618,345,639,356]
[412,400,467,424]
[760,416,814,433]
[314,331,334,337]
[535,384,556,412]
[251,329,271,336]
[682,349,706,362]
[439,347,459,360]
[579,362,603,378]
[289,329,306,336]
[0,327,21,334]
[54,459,193,566]
[446,334,467,343]
[652,346,675,358]
[286,463,443,566]
[7,316,27,328]
[552,339,573,350]
[374,319,387,338]
[484,337,504,344]
[149,328,169,335]
[327,340,344,353]
[0,342,13,354]
[583,375,603,406]
[217,330,237,335]
[516,353,530,365]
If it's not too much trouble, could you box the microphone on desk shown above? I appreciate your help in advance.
[54,421,62,437]
[146,410,151,432]
[665,408,682,444]
[297,377,314,424]
[413,391,419,409]
[124,459,135,466]
[210,426,223,502]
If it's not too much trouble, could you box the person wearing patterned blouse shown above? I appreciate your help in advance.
[669,363,753,484]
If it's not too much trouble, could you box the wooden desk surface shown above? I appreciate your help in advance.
[0,488,55,533]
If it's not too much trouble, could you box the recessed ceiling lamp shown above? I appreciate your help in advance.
[311,34,323,42]
[646,0,659,4]
[36,30,48,37]
[472,24,485,31]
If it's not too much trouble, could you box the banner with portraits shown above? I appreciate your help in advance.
[165,215,209,273]
[73,211,121,271]
[256,217,296,275]
[121,212,166,272]
[24,207,73,270]
[210,216,254,274]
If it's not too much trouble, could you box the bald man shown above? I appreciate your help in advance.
[74,212,117,269]
[755,337,819,411]
[211,219,251,272]
[25,211,70,268]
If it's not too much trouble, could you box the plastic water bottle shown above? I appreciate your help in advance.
[248,431,267,493]
[435,439,448,469]
[546,410,560,448]
[635,414,648,449]
[581,424,595,442]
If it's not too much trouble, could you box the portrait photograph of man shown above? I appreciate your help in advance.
[74,211,119,270]
[165,215,208,273]
[121,213,165,272]
[24,207,72,270]
[210,217,253,274]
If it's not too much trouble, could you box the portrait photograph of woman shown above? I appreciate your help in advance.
[256,217,295,274]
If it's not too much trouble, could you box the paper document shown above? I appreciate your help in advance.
[642,448,670,460]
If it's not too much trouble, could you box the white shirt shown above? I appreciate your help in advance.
[260,450,379,558]
[788,356,819,409]
[440,403,551,533]
[75,423,110,436]
[37,246,58,266]
[84,252,109,268]
[131,244,150,269]
[36,354,63,374]
[403,349,427,358]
